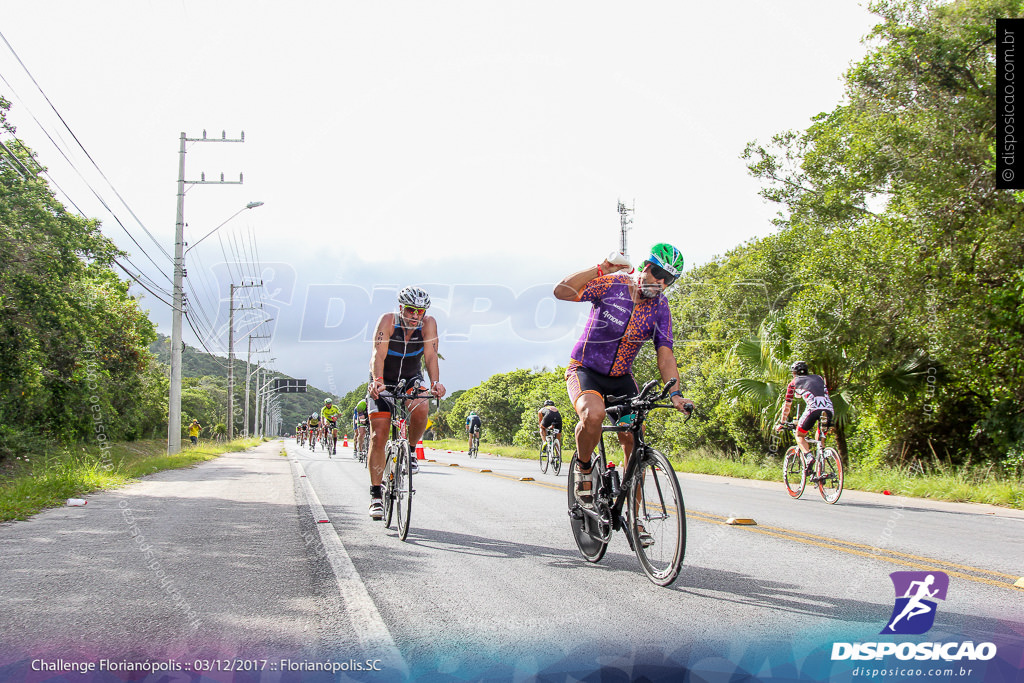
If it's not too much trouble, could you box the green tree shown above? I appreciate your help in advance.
[742,0,1024,465]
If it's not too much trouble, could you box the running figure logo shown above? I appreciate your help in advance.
[881,571,949,635]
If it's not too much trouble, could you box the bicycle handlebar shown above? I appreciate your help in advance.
[605,378,693,423]
[377,380,438,406]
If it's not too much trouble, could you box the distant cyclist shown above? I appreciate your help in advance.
[321,398,343,453]
[554,244,694,510]
[465,411,482,451]
[537,400,563,450]
[776,360,835,473]
[307,412,321,450]
[366,286,446,520]
[353,399,369,456]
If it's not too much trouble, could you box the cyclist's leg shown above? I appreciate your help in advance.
[572,392,606,469]
[796,410,819,457]
[368,413,392,487]
[406,397,429,444]
[615,430,635,469]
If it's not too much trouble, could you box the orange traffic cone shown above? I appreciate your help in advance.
[416,440,426,460]
[343,434,348,447]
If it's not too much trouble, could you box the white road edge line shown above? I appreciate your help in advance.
[290,450,406,673]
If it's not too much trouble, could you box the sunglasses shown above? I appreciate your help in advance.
[403,305,426,314]
[647,264,677,285]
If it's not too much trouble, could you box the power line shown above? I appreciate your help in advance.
[0,30,173,264]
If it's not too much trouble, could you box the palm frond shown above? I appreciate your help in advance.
[729,378,777,406]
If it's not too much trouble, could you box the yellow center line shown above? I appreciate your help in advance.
[687,510,1020,581]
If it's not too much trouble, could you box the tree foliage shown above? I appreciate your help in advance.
[0,97,161,454]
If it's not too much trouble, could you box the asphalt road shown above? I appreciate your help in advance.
[292,438,1024,679]
[1,439,1022,681]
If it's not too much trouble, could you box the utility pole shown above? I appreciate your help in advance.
[244,336,271,436]
[168,129,245,454]
[617,199,634,261]
[227,282,261,440]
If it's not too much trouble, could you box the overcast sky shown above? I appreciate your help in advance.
[2,1,881,396]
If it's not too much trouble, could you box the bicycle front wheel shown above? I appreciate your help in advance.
[818,448,844,504]
[395,441,413,539]
[567,451,608,563]
[539,443,549,473]
[551,441,562,476]
[383,444,396,528]
[783,446,806,499]
[629,448,686,587]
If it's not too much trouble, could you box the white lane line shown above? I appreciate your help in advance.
[289,449,406,673]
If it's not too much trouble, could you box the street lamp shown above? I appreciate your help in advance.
[185,202,264,255]
[168,201,265,455]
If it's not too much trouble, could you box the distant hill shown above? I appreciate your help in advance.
[150,334,343,434]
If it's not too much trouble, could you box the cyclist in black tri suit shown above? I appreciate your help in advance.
[537,400,563,451]
[365,286,446,520]
[465,411,482,451]
[776,360,835,472]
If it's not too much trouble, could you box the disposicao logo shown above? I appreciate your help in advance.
[881,571,949,635]
[831,570,997,663]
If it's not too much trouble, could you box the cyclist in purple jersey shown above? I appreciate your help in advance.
[555,244,694,507]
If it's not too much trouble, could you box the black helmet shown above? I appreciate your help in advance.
[791,360,809,375]
[543,400,555,406]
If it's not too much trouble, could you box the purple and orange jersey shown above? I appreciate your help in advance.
[570,272,674,377]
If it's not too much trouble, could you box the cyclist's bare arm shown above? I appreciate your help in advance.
[656,346,693,413]
[420,316,446,398]
[553,258,630,301]
[368,313,394,399]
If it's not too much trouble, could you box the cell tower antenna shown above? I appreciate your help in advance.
[617,199,634,259]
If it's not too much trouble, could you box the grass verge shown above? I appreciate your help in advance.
[424,439,1024,509]
[0,438,263,522]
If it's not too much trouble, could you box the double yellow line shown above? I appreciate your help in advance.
[689,510,1023,591]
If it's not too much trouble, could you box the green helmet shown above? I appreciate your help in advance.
[643,243,684,284]
[356,399,367,411]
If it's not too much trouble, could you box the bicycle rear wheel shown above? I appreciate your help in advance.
[567,451,608,563]
[629,448,686,587]
[395,441,413,539]
[551,441,562,476]
[818,447,844,504]
[539,443,549,473]
[783,446,806,499]
[383,444,396,528]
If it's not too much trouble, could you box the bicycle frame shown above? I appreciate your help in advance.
[574,393,684,549]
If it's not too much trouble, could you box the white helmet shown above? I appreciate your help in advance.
[398,286,430,309]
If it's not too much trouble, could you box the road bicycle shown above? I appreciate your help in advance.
[468,427,480,458]
[379,380,435,541]
[539,427,562,475]
[568,379,692,587]
[308,425,319,452]
[354,427,369,466]
[780,417,844,504]
[326,419,339,457]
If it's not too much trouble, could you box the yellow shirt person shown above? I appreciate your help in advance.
[188,420,202,445]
